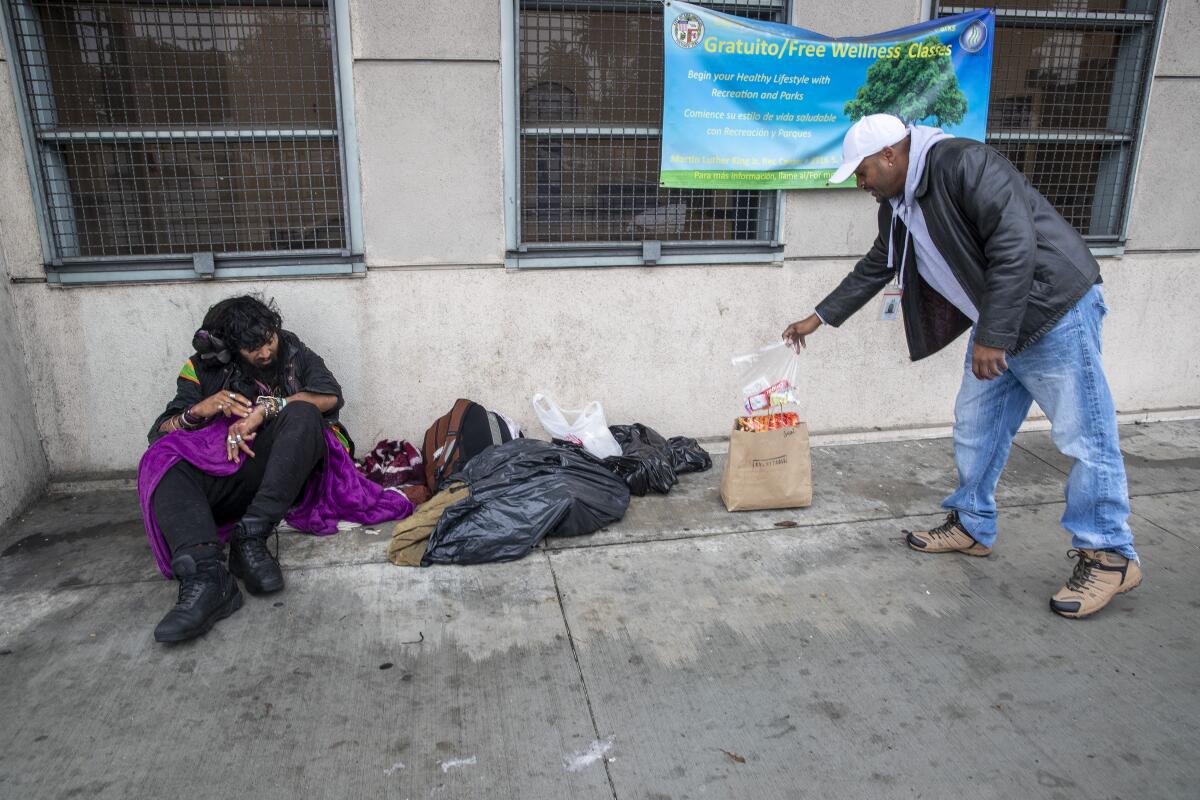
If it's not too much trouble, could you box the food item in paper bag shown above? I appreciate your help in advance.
[721,419,812,511]
[735,411,800,432]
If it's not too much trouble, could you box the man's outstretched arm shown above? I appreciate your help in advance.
[783,205,894,349]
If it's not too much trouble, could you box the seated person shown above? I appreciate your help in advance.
[147,295,343,643]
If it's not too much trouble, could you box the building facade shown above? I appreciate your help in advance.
[1,0,1197,525]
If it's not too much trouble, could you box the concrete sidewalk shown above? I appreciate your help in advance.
[1,420,1197,800]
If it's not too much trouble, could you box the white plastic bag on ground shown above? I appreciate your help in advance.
[731,341,802,414]
[532,392,622,459]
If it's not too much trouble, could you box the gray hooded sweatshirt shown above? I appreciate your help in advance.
[889,125,979,322]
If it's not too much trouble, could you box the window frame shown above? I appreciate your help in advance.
[929,0,1166,254]
[0,0,365,285]
[503,0,787,269]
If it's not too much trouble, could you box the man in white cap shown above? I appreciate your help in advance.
[782,113,1141,619]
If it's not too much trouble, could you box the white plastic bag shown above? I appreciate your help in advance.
[532,392,623,459]
[731,341,802,414]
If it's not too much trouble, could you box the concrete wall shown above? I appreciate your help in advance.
[0,34,47,519]
[0,233,48,524]
[1127,0,1200,250]
[1,0,1197,478]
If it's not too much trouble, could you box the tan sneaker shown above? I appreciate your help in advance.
[1050,548,1142,619]
[904,511,991,557]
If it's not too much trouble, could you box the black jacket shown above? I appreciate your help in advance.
[815,138,1101,361]
[149,330,344,443]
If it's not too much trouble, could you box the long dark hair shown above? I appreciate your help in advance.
[201,295,282,353]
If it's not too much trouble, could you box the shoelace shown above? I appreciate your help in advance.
[927,512,962,540]
[239,533,277,569]
[175,575,208,610]
[1064,549,1099,592]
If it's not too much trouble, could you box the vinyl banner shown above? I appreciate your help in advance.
[660,2,994,189]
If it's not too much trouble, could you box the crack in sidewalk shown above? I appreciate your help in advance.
[545,550,621,800]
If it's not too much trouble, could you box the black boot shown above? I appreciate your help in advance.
[154,553,243,643]
[228,518,284,595]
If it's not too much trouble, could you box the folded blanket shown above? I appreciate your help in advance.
[388,483,470,567]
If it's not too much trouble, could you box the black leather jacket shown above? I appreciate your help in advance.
[815,138,1101,361]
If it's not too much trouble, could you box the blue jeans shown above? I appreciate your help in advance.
[942,285,1137,560]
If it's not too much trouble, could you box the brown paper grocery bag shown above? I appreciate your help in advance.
[720,422,812,511]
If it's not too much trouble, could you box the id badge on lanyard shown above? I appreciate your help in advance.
[880,280,901,321]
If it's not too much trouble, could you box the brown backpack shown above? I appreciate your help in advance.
[421,399,515,492]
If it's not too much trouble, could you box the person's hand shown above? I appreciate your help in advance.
[972,343,1009,380]
[782,314,822,352]
[194,390,253,420]
[225,406,266,461]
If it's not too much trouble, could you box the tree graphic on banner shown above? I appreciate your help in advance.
[843,36,968,126]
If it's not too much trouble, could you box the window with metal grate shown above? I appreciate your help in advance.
[513,0,786,265]
[934,1,1162,244]
[1,0,358,281]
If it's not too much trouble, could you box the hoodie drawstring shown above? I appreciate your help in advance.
[889,124,954,293]
[885,212,908,290]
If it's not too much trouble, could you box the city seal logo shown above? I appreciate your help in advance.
[959,20,988,53]
[672,13,703,49]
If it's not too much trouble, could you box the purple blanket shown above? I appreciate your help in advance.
[139,417,414,578]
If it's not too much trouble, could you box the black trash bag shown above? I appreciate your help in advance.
[422,439,630,566]
[666,435,712,475]
[605,424,678,496]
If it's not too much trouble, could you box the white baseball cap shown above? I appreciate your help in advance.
[829,114,908,184]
